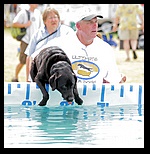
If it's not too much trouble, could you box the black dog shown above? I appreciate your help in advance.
[30,46,83,106]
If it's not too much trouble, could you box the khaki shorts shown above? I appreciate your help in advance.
[118,29,139,40]
[19,41,28,64]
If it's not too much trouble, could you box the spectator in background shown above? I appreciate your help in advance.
[11,4,43,82]
[25,7,75,82]
[112,4,144,61]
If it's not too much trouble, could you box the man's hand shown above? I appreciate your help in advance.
[119,74,126,83]
[103,74,126,83]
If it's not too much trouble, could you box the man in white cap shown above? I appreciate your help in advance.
[31,9,126,84]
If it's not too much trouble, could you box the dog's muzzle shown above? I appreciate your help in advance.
[66,96,74,102]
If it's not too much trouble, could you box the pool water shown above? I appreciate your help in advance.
[4,104,144,148]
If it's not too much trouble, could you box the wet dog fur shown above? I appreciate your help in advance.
[30,46,83,106]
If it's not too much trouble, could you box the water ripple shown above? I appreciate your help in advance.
[4,104,144,148]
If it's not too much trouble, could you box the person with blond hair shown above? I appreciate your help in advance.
[25,7,74,82]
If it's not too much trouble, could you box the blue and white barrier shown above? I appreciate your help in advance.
[4,82,144,107]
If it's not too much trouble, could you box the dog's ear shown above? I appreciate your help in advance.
[49,74,56,91]
[49,73,62,91]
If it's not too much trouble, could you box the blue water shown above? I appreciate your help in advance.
[4,104,144,148]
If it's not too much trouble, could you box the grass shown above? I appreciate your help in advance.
[4,27,26,82]
[4,27,11,33]
[4,27,144,83]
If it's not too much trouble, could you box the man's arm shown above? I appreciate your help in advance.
[112,16,120,32]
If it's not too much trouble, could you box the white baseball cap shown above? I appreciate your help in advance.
[80,14,103,21]
[77,8,103,22]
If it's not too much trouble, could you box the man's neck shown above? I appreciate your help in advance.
[76,31,93,46]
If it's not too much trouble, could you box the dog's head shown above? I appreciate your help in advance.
[49,70,77,102]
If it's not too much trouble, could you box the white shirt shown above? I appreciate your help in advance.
[13,9,43,44]
[31,33,122,84]
[24,23,75,56]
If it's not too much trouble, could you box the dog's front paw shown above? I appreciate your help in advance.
[38,95,49,106]
[38,100,47,106]
[38,102,47,106]
[75,97,83,105]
